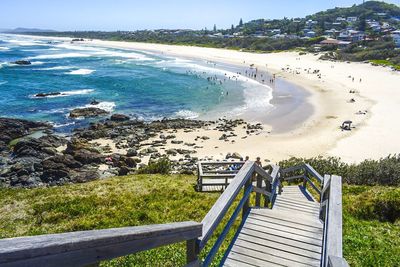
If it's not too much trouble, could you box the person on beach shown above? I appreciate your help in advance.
[255,157,262,167]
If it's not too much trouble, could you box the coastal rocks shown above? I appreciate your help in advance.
[12,60,31,65]
[69,107,109,118]
[34,92,62,98]
[110,114,130,122]
[0,118,50,151]
[126,148,138,157]
[226,152,242,160]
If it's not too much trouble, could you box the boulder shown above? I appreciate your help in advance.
[73,149,103,164]
[110,114,130,122]
[69,107,109,118]
[34,92,61,98]
[126,148,138,157]
[13,60,31,65]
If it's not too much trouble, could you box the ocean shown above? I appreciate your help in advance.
[0,34,273,132]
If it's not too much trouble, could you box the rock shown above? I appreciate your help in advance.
[110,114,130,122]
[171,140,183,144]
[126,148,138,157]
[201,136,210,140]
[0,118,50,149]
[166,149,178,155]
[90,99,100,105]
[124,157,137,168]
[12,60,31,65]
[34,92,61,98]
[69,107,109,118]
[231,152,242,159]
[73,149,103,164]
[118,166,130,176]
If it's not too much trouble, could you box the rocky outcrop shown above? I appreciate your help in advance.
[34,92,62,98]
[0,118,50,151]
[110,114,130,122]
[12,60,31,65]
[69,107,109,118]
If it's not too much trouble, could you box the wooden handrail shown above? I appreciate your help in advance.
[0,221,202,267]
[198,161,255,249]
[322,175,346,267]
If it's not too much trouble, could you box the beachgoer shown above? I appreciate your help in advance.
[255,157,262,167]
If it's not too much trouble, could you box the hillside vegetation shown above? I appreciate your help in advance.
[1,173,399,266]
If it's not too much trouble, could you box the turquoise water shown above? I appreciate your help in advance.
[0,35,273,132]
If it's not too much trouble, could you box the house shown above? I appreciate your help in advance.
[336,17,346,22]
[306,20,318,28]
[324,29,340,38]
[347,17,358,22]
[305,31,316,38]
[320,38,351,48]
[392,30,400,47]
[338,30,365,42]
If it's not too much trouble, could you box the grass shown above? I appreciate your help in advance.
[370,59,400,71]
[0,174,399,266]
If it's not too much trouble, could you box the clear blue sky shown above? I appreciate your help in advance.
[0,0,399,31]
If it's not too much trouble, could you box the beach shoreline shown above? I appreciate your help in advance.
[8,34,400,163]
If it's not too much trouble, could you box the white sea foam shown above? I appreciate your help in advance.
[52,121,76,128]
[0,81,8,85]
[30,61,45,65]
[6,39,45,46]
[28,52,91,60]
[173,109,200,119]
[93,50,154,61]
[66,69,95,75]
[41,66,74,71]
[83,101,116,112]
[31,89,95,98]
[0,46,10,50]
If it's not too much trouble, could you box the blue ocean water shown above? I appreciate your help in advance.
[0,34,273,132]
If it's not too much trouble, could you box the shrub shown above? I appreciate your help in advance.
[137,157,171,174]
[278,155,400,186]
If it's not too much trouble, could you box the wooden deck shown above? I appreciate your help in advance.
[222,186,323,267]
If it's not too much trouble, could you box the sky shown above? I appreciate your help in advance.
[0,0,399,31]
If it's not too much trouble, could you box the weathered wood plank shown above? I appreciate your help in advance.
[250,208,322,226]
[305,164,323,182]
[245,217,323,240]
[248,213,323,233]
[242,223,323,247]
[235,235,322,261]
[199,161,255,248]
[0,221,202,267]
[324,175,343,262]
[239,227,322,253]
[231,243,320,266]
[280,164,306,174]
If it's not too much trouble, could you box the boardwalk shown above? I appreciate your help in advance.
[0,162,348,267]
[223,186,323,266]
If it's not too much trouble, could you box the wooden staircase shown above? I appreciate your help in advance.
[223,186,323,266]
[0,161,348,267]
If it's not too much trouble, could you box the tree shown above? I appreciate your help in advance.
[239,18,243,27]
[213,24,217,32]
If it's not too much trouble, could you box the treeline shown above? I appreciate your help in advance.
[279,155,400,186]
[27,31,325,52]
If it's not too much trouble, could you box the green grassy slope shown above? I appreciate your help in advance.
[0,174,399,266]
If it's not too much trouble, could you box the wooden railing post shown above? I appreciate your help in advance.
[186,239,200,266]
[255,172,262,207]
[242,173,253,221]
[264,180,271,207]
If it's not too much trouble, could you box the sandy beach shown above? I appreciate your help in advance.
[16,35,400,163]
